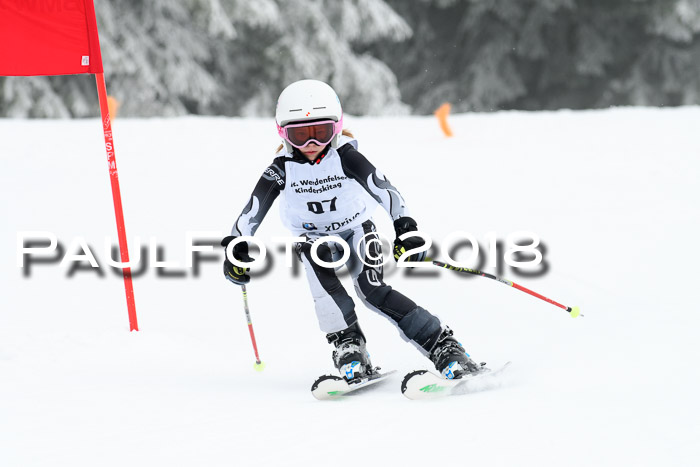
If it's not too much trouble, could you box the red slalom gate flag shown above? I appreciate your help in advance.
[0,0,103,75]
[0,0,139,331]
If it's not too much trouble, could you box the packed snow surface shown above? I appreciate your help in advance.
[1,108,699,466]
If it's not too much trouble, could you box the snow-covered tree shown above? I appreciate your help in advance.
[1,0,230,117]
[618,0,700,105]
[215,0,412,117]
[373,0,700,112]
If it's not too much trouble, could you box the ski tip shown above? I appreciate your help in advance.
[401,370,428,394]
[311,374,343,392]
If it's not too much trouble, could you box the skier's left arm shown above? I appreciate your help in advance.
[338,144,426,262]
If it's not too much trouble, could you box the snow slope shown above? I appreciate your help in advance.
[1,108,699,466]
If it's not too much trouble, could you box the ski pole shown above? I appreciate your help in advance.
[432,260,582,318]
[240,284,266,371]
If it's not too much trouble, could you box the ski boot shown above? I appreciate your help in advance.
[327,322,374,384]
[429,327,486,380]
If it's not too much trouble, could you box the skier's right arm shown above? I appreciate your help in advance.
[223,158,285,285]
[230,158,286,237]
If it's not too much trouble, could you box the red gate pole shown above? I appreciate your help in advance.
[95,72,138,331]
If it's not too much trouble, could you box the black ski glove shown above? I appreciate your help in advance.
[222,235,253,285]
[393,217,427,262]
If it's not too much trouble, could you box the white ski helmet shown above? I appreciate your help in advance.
[276,79,343,153]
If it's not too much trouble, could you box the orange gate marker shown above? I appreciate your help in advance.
[434,102,453,137]
[107,96,120,118]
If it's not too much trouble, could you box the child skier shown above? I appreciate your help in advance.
[223,79,482,382]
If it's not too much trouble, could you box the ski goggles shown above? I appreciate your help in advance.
[277,118,343,149]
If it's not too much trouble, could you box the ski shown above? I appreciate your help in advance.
[401,362,512,400]
[311,369,396,400]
